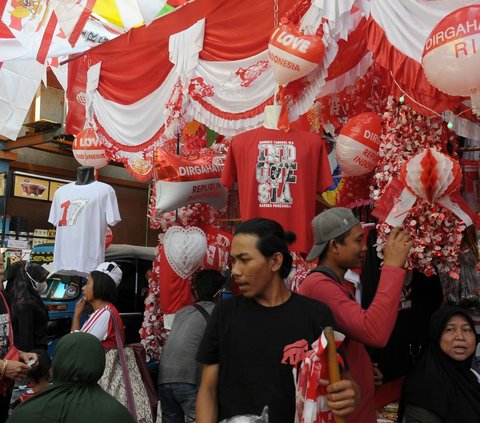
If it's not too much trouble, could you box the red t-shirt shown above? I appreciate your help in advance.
[221,127,333,253]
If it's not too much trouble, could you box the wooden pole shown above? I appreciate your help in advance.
[324,326,346,423]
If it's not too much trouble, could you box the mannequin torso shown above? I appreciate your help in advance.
[76,166,95,185]
[263,105,281,129]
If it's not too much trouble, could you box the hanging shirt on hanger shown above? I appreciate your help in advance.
[221,127,332,253]
[48,181,121,276]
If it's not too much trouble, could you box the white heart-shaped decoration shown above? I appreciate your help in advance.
[163,226,207,279]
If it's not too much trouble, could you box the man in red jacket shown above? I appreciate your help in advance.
[299,208,412,423]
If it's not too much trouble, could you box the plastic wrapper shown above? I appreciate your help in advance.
[219,406,268,423]
[439,250,480,307]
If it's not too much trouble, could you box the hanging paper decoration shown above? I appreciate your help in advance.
[400,148,462,203]
[105,226,113,249]
[72,127,109,169]
[377,148,472,231]
[422,5,480,115]
[163,226,207,279]
[268,20,325,86]
[154,148,227,213]
[335,112,383,177]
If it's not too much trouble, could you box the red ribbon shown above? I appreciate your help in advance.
[276,86,291,132]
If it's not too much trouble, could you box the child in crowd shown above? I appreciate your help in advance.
[10,351,51,410]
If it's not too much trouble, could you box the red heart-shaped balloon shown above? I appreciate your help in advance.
[268,22,325,86]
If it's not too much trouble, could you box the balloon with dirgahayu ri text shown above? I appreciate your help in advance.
[335,112,383,177]
[422,5,480,115]
[154,148,227,213]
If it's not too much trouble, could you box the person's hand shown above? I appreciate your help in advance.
[319,378,360,417]
[74,296,87,317]
[3,360,31,381]
[383,227,413,268]
[373,362,383,387]
[20,351,39,370]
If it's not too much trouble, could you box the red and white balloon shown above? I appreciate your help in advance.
[335,112,383,177]
[422,5,480,115]
[400,148,462,203]
[268,21,325,86]
[73,127,109,169]
[154,149,227,213]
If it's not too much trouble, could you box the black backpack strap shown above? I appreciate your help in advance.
[193,303,211,322]
[309,267,342,285]
[309,267,355,300]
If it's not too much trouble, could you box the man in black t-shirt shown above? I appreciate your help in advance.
[196,218,359,422]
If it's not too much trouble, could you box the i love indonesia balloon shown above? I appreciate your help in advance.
[422,5,480,115]
[335,112,383,177]
[268,20,325,86]
[73,127,109,169]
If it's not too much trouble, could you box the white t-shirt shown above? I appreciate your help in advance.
[48,181,121,275]
[81,306,111,341]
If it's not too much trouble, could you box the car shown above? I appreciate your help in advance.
[31,243,155,355]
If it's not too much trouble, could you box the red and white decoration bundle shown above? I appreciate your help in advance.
[371,98,471,278]
[295,330,345,423]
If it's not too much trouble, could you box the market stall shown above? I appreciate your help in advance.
[1,1,480,421]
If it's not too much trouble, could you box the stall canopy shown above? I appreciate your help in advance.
[1,0,479,178]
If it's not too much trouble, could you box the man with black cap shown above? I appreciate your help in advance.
[299,207,413,423]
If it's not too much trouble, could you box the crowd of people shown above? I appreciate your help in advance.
[0,207,478,423]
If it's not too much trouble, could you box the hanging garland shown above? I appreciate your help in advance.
[139,242,169,361]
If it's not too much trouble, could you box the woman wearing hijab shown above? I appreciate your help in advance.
[8,331,135,423]
[400,306,480,423]
[4,261,49,353]
[71,262,125,348]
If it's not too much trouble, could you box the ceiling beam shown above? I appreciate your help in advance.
[3,134,51,150]
[29,144,73,157]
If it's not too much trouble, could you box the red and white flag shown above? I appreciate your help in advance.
[0,59,45,139]
[54,0,97,47]
[1,0,58,63]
